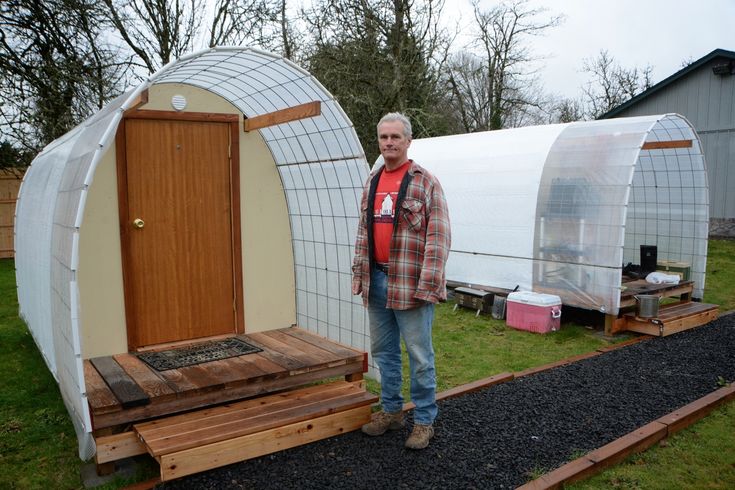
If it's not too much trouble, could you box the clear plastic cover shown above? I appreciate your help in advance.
[15,47,370,458]
[412,114,708,315]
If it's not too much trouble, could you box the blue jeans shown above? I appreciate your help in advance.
[368,267,437,425]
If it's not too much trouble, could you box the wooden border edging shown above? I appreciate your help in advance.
[516,383,735,489]
[402,335,652,412]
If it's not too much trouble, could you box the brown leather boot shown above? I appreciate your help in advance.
[361,411,405,436]
[405,423,434,449]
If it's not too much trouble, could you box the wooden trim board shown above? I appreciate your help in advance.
[243,101,321,132]
[624,303,718,336]
[518,385,735,489]
[90,357,150,408]
[641,139,692,150]
[157,405,371,480]
[95,431,147,464]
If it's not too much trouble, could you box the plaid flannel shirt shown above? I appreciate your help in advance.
[352,160,451,310]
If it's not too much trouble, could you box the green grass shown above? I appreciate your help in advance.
[568,401,735,489]
[703,238,735,312]
[0,259,81,489]
[0,239,733,488]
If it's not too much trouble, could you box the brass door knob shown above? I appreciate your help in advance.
[133,218,145,229]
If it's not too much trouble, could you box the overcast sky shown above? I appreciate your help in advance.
[454,0,735,100]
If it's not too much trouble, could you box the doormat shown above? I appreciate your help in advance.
[137,337,262,371]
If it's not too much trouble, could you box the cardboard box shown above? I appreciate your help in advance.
[506,291,562,334]
[656,260,690,281]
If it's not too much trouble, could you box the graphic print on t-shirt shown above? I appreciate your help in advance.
[376,192,396,222]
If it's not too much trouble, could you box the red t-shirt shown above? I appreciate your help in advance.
[373,161,410,264]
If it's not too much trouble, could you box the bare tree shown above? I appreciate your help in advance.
[550,97,585,123]
[1,0,127,163]
[581,49,653,119]
[445,0,561,132]
[208,0,282,49]
[304,0,453,163]
[101,0,203,74]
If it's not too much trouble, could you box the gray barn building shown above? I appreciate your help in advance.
[601,49,735,236]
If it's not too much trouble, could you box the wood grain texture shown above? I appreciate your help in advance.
[158,405,372,481]
[135,381,374,456]
[243,101,321,132]
[113,354,176,401]
[92,362,363,429]
[95,431,147,464]
[123,118,236,347]
[84,361,120,413]
[641,139,692,150]
[90,357,150,408]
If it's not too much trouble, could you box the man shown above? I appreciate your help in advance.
[352,112,451,450]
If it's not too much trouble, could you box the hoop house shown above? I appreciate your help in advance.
[14,47,370,458]
[409,114,709,315]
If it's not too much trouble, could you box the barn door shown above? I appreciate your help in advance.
[119,115,242,348]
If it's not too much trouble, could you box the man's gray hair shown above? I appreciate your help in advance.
[377,112,412,139]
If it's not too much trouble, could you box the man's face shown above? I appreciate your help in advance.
[378,121,411,168]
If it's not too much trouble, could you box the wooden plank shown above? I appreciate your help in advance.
[138,383,375,456]
[596,336,651,352]
[244,351,291,377]
[125,109,239,122]
[657,302,718,321]
[641,139,692,150]
[515,352,602,378]
[624,303,718,336]
[657,309,718,336]
[604,313,627,335]
[159,405,371,481]
[112,354,176,401]
[95,431,147,464]
[282,327,363,359]
[619,280,694,308]
[261,329,346,364]
[656,385,735,435]
[135,381,361,439]
[240,334,308,372]
[122,88,149,116]
[243,101,321,132]
[155,367,200,393]
[91,361,364,429]
[90,357,150,409]
[247,331,325,367]
[84,360,121,413]
[189,355,271,389]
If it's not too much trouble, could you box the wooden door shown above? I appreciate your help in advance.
[119,115,242,348]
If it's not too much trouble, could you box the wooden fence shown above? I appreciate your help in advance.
[0,169,24,258]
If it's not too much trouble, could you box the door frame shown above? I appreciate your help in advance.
[115,110,244,350]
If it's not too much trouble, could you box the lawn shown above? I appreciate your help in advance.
[0,239,733,488]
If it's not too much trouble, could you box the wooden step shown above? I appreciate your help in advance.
[133,380,377,481]
[623,302,719,336]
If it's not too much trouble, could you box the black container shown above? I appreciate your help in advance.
[640,245,657,274]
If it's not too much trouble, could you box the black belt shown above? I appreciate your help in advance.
[375,262,389,273]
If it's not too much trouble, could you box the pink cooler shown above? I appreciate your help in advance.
[506,291,562,333]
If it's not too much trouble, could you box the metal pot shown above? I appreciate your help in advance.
[635,294,660,318]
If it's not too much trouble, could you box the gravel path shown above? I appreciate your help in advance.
[159,314,735,489]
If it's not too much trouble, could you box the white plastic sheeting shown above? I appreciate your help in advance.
[410,114,708,315]
[15,47,369,459]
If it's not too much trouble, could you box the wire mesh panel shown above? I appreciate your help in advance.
[624,115,709,298]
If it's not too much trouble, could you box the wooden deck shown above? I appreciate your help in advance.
[85,327,367,431]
